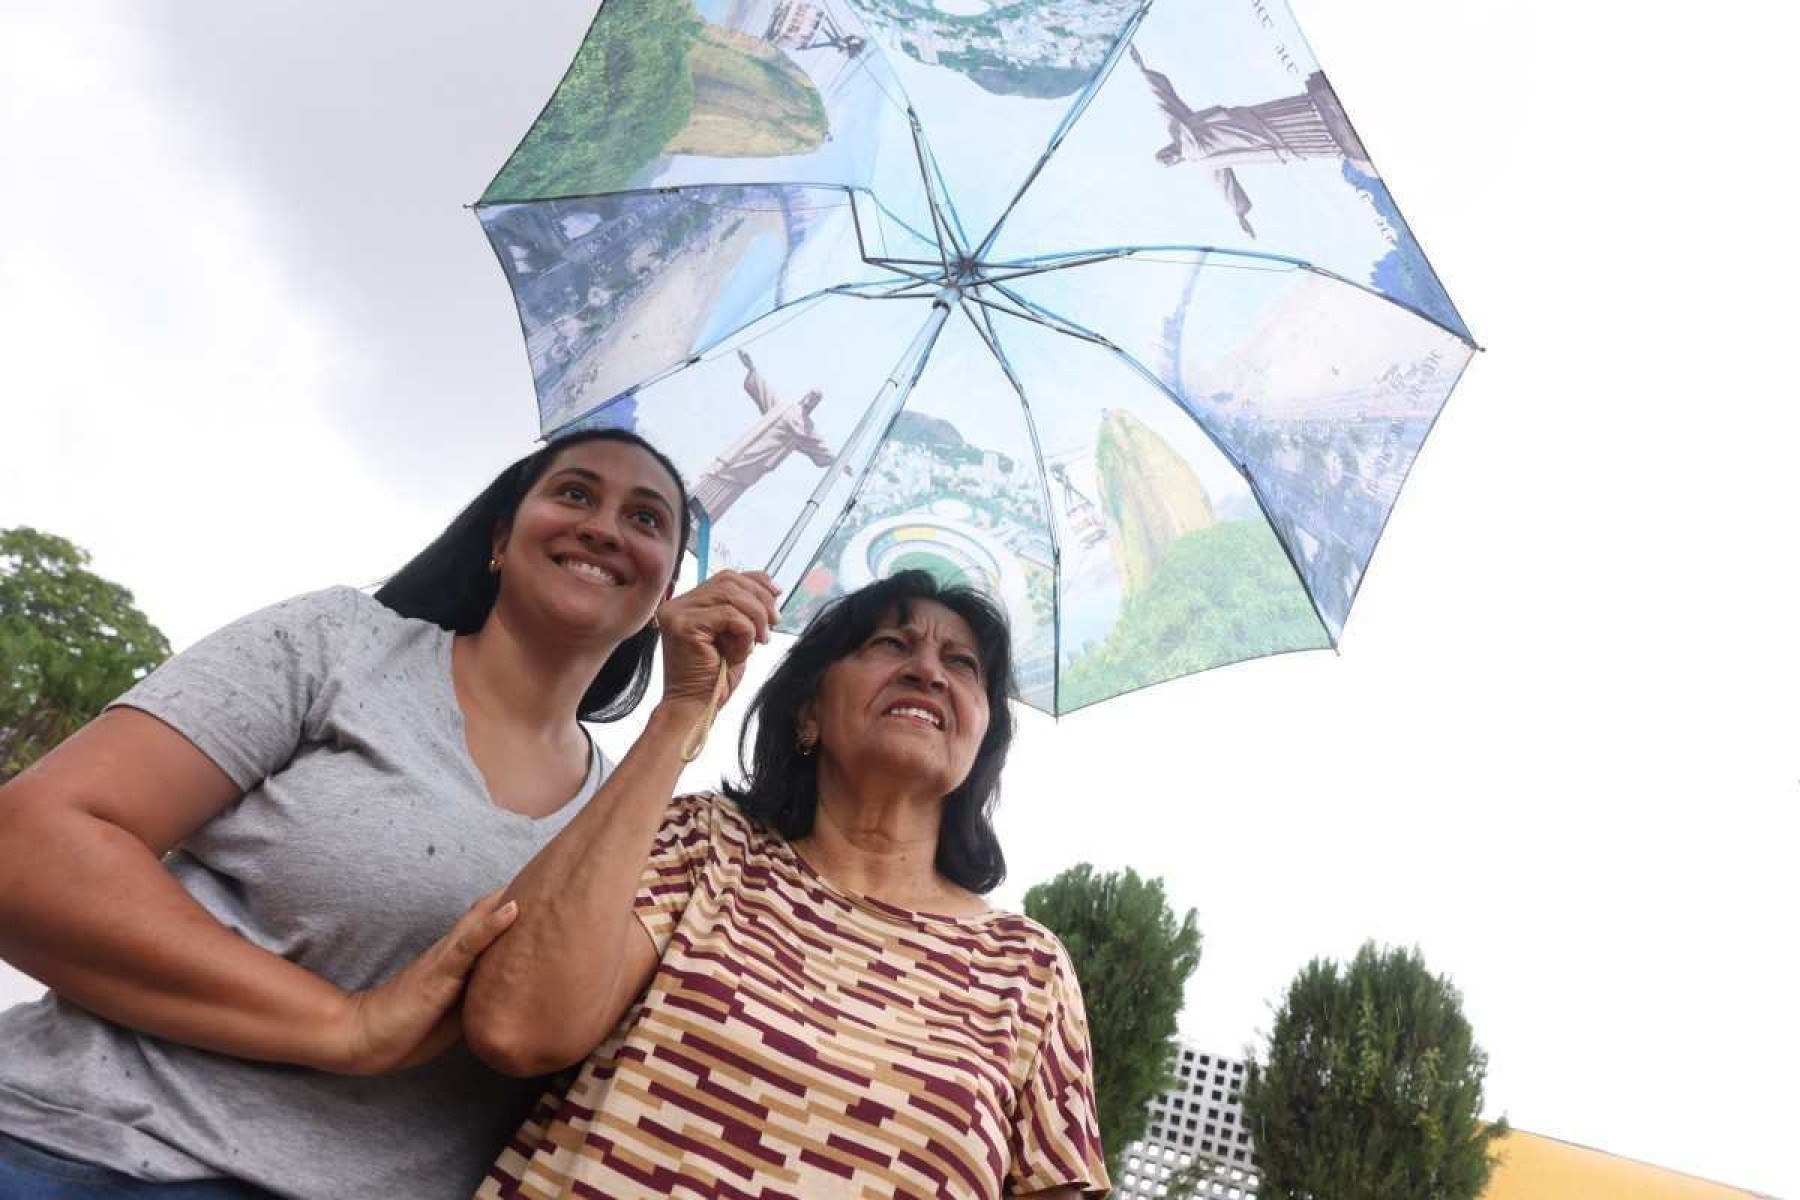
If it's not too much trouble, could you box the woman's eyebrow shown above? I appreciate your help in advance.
[628,485,678,517]
[548,466,600,484]
[548,468,677,515]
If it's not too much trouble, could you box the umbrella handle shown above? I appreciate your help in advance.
[678,659,729,764]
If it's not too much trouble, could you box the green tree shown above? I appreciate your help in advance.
[1242,943,1507,1200]
[0,527,170,781]
[1024,864,1203,1178]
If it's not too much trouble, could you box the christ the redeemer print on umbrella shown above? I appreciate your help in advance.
[475,0,1475,714]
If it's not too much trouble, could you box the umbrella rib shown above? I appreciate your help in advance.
[962,289,1113,348]
[475,180,865,211]
[970,0,1157,262]
[987,243,1302,271]
[829,290,945,302]
[832,35,912,120]
[954,305,1066,713]
[983,244,1483,350]
[828,276,942,299]
[846,189,946,267]
[906,111,961,276]
[764,293,957,581]
[972,251,1139,286]
[986,280,1339,647]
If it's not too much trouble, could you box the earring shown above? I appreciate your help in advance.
[795,727,818,757]
[487,555,501,574]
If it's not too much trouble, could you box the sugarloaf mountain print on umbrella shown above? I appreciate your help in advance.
[476,0,1476,713]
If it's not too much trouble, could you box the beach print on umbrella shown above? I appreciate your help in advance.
[481,186,884,432]
[476,0,1478,711]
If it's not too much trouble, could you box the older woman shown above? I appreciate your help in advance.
[477,570,1110,1200]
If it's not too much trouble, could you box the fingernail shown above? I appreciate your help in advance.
[498,901,518,919]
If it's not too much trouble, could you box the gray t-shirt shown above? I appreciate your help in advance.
[0,587,609,1199]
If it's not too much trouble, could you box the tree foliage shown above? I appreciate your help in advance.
[1243,943,1507,1200]
[0,527,169,781]
[1024,864,1203,1178]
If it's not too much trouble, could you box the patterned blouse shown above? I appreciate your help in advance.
[478,793,1110,1199]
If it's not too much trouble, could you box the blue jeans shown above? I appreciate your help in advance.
[0,1133,274,1199]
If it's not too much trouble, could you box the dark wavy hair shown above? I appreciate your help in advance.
[724,570,1016,893]
[375,428,690,722]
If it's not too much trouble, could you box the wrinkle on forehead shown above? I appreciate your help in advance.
[880,600,981,657]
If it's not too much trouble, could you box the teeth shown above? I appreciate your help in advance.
[563,560,621,585]
[886,705,942,728]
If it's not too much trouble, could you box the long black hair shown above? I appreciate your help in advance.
[725,569,1017,894]
[375,428,690,722]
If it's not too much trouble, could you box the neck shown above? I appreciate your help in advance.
[799,763,952,907]
[454,605,618,739]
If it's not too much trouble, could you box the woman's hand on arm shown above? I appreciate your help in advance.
[0,708,511,1075]
[463,570,782,1078]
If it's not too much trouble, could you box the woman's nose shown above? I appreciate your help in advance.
[902,653,949,691]
[577,510,624,548]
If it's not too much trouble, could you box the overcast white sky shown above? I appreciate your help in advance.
[2,0,1796,1195]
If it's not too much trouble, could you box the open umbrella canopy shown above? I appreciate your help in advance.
[475,0,1475,713]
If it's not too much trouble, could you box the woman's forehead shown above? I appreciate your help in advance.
[544,439,679,505]
[875,598,978,645]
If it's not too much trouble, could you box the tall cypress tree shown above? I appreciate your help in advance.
[1243,943,1507,1200]
[1025,864,1203,1177]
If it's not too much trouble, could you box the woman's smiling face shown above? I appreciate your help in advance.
[806,599,991,801]
[491,438,683,642]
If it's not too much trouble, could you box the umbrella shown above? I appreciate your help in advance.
[474,0,1476,714]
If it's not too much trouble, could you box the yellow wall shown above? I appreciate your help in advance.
[1484,1131,1765,1200]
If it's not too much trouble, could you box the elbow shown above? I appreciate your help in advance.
[465,1020,574,1079]
[462,989,596,1079]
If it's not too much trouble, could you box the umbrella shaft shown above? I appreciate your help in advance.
[766,293,955,580]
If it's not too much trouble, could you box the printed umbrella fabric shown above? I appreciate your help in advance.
[475,0,1476,714]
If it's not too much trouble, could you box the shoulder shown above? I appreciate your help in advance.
[173,584,442,695]
[662,790,760,847]
[650,792,798,879]
[978,910,1077,969]
[967,912,1087,1015]
[263,584,374,625]
[217,586,384,653]
[278,585,447,659]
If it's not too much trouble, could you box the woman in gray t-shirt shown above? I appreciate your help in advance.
[0,428,782,1199]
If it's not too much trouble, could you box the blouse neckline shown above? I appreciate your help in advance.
[764,810,1009,930]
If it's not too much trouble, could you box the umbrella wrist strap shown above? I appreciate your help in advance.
[678,660,728,764]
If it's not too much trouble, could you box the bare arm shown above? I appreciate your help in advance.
[463,570,781,1077]
[0,709,514,1075]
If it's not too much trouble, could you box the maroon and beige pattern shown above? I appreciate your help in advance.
[479,793,1110,1199]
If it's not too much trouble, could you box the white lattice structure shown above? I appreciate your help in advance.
[1114,1043,1261,1200]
